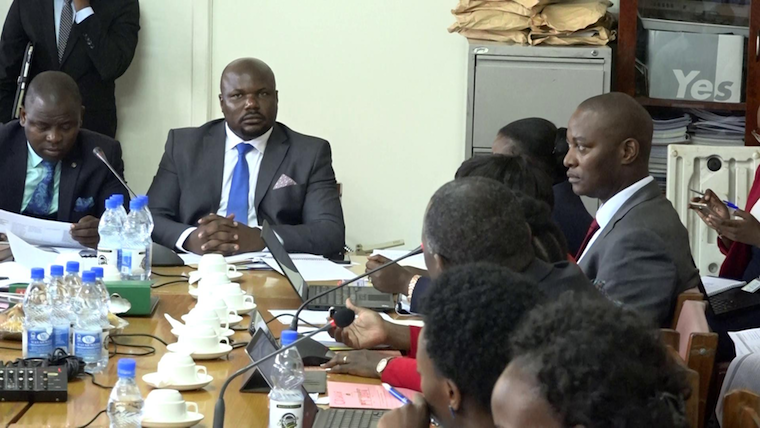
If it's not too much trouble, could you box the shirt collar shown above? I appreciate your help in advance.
[26,141,45,167]
[595,176,655,230]
[224,122,272,154]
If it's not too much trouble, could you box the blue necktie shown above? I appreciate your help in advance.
[227,143,253,225]
[24,160,56,216]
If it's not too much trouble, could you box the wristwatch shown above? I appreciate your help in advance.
[376,357,397,376]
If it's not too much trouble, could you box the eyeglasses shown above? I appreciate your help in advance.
[753,130,760,144]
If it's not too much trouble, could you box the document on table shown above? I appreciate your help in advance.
[328,381,420,410]
[701,276,746,297]
[0,209,83,248]
[729,328,760,357]
[297,326,349,349]
[268,309,331,326]
[380,312,424,327]
[372,249,426,271]
[5,232,96,271]
[263,257,355,281]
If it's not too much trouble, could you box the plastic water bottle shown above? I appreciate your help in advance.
[111,193,128,220]
[72,271,106,373]
[98,197,123,269]
[22,268,53,358]
[63,261,82,325]
[47,265,70,353]
[120,199,151,280]
[90,267,112,371]
[107,358,144,428]
[137,195,154,277]
[269,330,305,428]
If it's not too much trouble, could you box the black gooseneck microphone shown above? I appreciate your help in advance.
[92,147,137,198]
[213,308,356,428]
[288,246,423,331]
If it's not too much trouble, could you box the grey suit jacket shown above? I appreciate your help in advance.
[578,181,701,326]
[147,119,345,256]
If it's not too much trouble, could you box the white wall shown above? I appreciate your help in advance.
[211,1,468,249]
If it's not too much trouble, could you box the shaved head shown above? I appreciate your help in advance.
[220,58,276,92]
[219,58,278,140]
[564,93,654,202]
[26,71,82,111]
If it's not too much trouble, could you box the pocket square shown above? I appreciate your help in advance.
[74,196,94,212]
[273,174,298,190]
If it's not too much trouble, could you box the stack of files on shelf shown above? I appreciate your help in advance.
[688,109,745,146]
[651,114,691,192]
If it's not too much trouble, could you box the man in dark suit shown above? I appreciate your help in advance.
[566,92,702,326]
[0,71,129,247]
[147,58,345,257]
[0,0,140,137]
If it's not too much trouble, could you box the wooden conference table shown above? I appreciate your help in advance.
[0,258,385,427]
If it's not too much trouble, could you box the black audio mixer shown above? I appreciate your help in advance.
[0,366,68,402]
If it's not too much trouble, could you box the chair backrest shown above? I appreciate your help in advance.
[723,390,760,428]
[667,346,701,428]
[675,300,718,428]
[672,287,704,330]
[716,354,760,426]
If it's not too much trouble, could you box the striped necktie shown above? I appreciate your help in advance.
[58,0,73,64]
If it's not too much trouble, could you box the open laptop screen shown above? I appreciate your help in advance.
[261,221,309,302]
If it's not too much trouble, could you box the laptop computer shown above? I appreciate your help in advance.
[246,322,386,428]
[261,221,395,311]
[706,286,760,317]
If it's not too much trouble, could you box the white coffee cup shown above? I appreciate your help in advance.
[223,293,254,310]
[184,309,229,336]
[196,281,240,303]
[177,325,229,352]
[196,297,235,322]
[157,352,207,384]
[198,254,236,275]
[144,389,199,421]
[216,282,243,295]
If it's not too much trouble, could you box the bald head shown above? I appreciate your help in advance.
[219,58,278,140]
[26,71,82,111]
[564,93,654,202]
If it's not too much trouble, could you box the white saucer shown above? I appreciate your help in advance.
[141,412,204,428]
[226,314,243,326]
[229,302,257,315]
[142,372,213,391]
[171,327,234,338]
[167,342,233,360]
[188,286,199,299]
[227,271,243,280]
[188,270,242,284]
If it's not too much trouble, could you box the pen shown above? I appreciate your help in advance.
[689,189,740,210]
[382,383,441,426]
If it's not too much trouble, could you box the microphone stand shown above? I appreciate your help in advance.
[92,147,137,198]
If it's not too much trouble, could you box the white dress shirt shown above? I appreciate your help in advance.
[175,123,272,251]
[578,176,655,262]
[54,0,94,44]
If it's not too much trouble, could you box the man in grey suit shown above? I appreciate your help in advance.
[147,58,345,256]
[566,92,701,326]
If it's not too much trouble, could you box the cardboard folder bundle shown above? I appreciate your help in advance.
[448,0,617,46]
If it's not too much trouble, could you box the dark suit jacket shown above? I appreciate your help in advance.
[409,259,596,314]
[0,0,139,136]
[147,119,346,257]
[578,181,702,326]
[0,120,129,222]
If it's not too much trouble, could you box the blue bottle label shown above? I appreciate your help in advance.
[73,330,102,362]
[25,327,53,358]
[52,325,70,352]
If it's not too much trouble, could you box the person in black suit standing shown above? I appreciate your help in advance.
[0,0,140,137]
[0,71,129,248]
[147,58,345,257]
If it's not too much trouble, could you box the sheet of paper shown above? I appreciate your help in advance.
[268,309,331,326]
[178,251,269,266]
[297,326,348,348]
[372,250,426,271]
[327,381,420,410]
[701,276,746,297]
[0,209,83,248]
[729,328,760,358]
[380,312,424,327]
[263,258,355,281]
[5,232,97,272]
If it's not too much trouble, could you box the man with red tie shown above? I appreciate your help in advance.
[566,93,701,326]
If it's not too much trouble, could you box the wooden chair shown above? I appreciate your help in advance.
[664,345,701,428]
[723,390,760,427]
[674,300,718,428]
[672,287,704,330]
[715,354,760,426]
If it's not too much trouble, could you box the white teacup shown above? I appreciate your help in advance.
[198,254,236,275]
[196,281,239,301]
[177,326,229,352]
[223,293,254,310]
[195,297,235,322]
[144,389,199,421]
[157,352,207,385]
[184,309,229,335]
[217,282,243,295]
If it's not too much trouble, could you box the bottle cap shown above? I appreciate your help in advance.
[139,195,149,206]
[111,194,124,206]
[50,265,64,277]
[82,271,95,283]
[129,198,142,211]
[105,198,119,210]
[280,330,299,346]
[117,358,136,378]
[91,267,104,278]
[65,261,79,273]
[30,267,44,280]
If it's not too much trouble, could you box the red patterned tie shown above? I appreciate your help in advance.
[575,219,600,260]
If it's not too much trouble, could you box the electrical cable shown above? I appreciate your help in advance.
[83,372,113,389]
[76,409,107,428]
[150,279,187,289]
[150,271,188,279]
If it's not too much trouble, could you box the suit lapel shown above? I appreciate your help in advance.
[2,130,30,213]
[40,0,59,66]
[58,140,83,222]
[59,25,79,67]
[205,121,227,213]
[600,180,662,240]
[255,123,289,212]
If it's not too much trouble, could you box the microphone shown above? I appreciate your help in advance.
[92,147,137,198]
[288,246,423,331]
[213,308,355,428]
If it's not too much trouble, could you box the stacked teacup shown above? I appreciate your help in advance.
[142,352,212,391]
[141,389,203,427]
[167,324,232,360]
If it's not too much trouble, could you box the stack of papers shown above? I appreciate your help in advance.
[371,249,426,271]
[688,109,745,146]
[729,328,760,358]
[701,276,746,297]
[262,257,355,282]
[328,381,419,410]
[651,114,691,192]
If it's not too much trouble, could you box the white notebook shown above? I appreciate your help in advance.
[701,276,746,297]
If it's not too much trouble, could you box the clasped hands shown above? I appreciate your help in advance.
[184,213,265,255]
